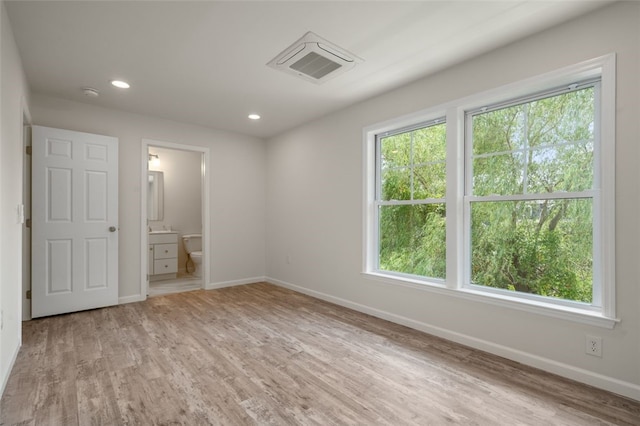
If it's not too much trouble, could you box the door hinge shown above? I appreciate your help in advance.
[26,146,32,155]
[26,290,32,300]
[25,218,31,228]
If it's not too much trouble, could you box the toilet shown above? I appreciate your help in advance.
[182,234,202,277]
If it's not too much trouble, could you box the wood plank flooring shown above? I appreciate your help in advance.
[1,282,639,425]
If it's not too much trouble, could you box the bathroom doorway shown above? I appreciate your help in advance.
[141,139,210,297]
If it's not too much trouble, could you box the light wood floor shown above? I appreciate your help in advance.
[149,274,202,297]
[1,283,639,425]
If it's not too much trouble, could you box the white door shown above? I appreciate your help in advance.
[31,126,118,318]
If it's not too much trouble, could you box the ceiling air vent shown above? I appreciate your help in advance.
[267,31,363,84]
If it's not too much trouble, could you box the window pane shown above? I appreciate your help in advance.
[528,141,594,193]
[413,123,446,164]
[472,107,526,155]
[379,121,446,201]
[470,199,593,303]
[472,152,524,196]
[379,204,446,279]
[380,132,411,168]
[471,87,595,195]
[414,163,446,199]
[526,88,595,148]
[381,167,411,201]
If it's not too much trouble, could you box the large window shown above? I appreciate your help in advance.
[364,57,616,326]
[377,120,447,280]
[466,83,598,304]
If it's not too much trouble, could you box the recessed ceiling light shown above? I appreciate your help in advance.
[248,114,261,120]
[111,80,130,89]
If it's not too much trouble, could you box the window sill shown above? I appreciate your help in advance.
[362,272,619,329]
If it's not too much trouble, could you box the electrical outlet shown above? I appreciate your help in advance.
[585,335,602,357]
[286,255,291,264]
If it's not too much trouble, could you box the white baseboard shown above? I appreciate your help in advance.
[118,294,146,305]
[206,276,265,290]
[1,340,21,399]
[118,277,266,304]
[266,276,640,402]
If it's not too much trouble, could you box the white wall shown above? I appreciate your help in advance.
[265,2,640,400]
[31,93,266,301]
[149,146,202,271]
[0,1,30,396]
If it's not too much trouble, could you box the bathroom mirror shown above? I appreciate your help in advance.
[148,171,164,221]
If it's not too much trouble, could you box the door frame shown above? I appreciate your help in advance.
[140,139,210,298]
[21,100,32,320]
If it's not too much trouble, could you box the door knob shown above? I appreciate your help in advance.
[109,226,117,232]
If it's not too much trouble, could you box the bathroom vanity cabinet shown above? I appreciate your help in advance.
[149,232,178,281]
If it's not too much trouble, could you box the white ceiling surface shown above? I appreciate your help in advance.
[6,1,611,139]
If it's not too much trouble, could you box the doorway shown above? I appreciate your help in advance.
[141,139,210,298]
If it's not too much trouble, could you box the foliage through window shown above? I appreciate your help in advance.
[376,121,446,280]
[466,84,598,303]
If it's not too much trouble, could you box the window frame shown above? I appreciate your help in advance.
[463,80,601,310]
[363,54,617,328]
[374,118,447,282]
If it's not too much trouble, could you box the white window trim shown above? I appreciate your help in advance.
[363,54,617,329]
[463,80,601,309]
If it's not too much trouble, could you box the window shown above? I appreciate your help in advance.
[465,83,598,305]
[364,56,616,327]
[376,120,447,280]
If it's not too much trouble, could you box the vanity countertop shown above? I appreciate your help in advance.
[149,231,178,245]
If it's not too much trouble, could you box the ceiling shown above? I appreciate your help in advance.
[5,1,611,139]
